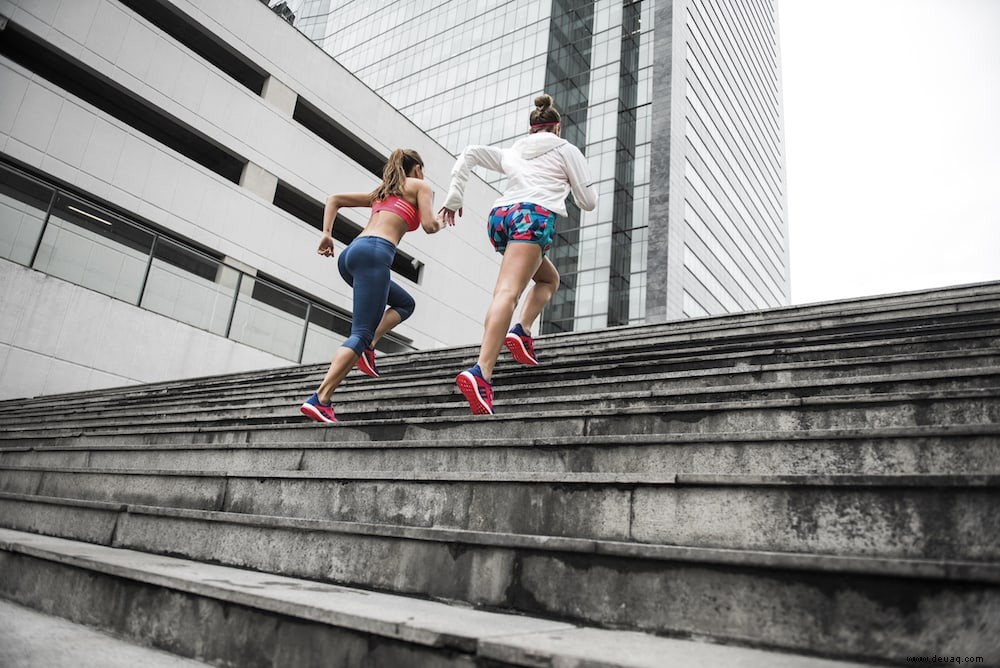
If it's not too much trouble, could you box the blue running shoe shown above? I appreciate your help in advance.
[455,364,494,415]
[504,323,538,366]
[300,392,337,423]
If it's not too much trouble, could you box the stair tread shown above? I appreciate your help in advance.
[4,492,996,583]
[0,528,880,667]
[2,423,996,451]
[5,465,998,487]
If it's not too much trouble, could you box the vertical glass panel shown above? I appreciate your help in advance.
[141,238,236,336]
[32,194,153,303]
[0,166,54,266]
[301,303,351,363]
[229,278,308,360]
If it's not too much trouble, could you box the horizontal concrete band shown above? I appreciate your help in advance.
[5,357,998,428]
[4,427,996,483]
[3,386,998,444]
[4,422,998,451]
[3,496,999,663]
[3,467,998,560]
[4,465,999,487]
[0,528,880,668]
[2,492,998,583]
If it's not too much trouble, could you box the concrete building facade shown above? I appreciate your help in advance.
[0,0,501,400]
[284,0,790,331]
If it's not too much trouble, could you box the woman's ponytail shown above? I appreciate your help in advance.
[371,149,424,201]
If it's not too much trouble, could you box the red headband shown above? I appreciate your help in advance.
[530,121,560,128]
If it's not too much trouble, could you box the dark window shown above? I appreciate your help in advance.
[0,21,246,183]
[116,0,269,94]
[292,97,386,178]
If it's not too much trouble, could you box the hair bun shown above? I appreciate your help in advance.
[534,93,553,110]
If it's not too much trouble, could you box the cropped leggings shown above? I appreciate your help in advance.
[337,236,415,355]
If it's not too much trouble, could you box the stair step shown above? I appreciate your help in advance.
[3,387,997,446]
[0,529,880,668]
[4,366,998,434]
[2,282,998,666]
[8,351,999,425]
[2,468,997,560]
[1,495,995,664]
[3,425,998,477]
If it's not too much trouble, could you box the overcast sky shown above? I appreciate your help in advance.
[777,0,1000,305]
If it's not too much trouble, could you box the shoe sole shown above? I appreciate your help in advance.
[504,333,538,366]
[455,372,493,415]
[355,356,379,377]
[300,403,337,423]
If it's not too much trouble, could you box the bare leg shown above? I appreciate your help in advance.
[516,255,559,334]
[370,308,402,348]
[316,347,359,403]
[476,243,543,380]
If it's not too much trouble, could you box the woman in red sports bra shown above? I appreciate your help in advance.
[300,148,451,424]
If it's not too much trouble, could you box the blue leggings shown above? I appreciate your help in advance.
[337,236,415,355]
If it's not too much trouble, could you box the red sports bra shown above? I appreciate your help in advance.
[371,195,420,232]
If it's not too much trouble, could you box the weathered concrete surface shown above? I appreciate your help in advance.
[0,529,890,668]
[631,484,1000,559]
[0,598,212,668]
[3,428,999,476]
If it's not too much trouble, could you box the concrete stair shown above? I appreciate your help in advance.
[1,282,999,667]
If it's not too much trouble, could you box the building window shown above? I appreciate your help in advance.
[0,161,413,360]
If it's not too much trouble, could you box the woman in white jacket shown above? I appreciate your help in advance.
[438,94,598,415]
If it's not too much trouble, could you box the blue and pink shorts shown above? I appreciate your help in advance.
[487,203,556,255]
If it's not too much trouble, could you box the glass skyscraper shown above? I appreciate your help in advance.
[282,0,790,332]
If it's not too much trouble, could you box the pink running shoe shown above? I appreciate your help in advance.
[504,323,538,366]
[300,393,337,423]
[455,364,494,415]
[356,347,379,377]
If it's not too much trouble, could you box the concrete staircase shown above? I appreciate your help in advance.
[1,282,999,667]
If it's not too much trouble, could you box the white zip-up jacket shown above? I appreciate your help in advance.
[441,133,598,217]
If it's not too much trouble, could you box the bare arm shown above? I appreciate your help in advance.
[319,192,372,256]
[415,181,443,234]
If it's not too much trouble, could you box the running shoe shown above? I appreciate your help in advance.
[300,393,337,423]
[356,347,379,377]
[504,323,538,366]
[455,364,494,415]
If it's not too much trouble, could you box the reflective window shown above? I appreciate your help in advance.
[141,238,237,336]
[0,168,53,265]
[230,279,309,362]
[1,163,413,362]
[32,194,153,304]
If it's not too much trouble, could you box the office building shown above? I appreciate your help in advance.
[286,0,790,332]
[0,0,501,400]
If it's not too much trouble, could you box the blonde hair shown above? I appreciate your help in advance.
[529,93,561,132]
[371,149,424,201]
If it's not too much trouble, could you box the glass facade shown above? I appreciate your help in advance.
[674,0,789,317]
[285,0,787,329]
[0,161,414,362]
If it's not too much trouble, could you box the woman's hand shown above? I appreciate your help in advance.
[436,206,462,227]
[317,233,335,257]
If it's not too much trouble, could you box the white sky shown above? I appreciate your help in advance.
[777,0,1000,305]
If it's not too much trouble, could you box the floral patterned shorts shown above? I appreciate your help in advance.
[487,203,556,255]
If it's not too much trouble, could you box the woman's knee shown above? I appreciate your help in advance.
[392,294,416,321]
